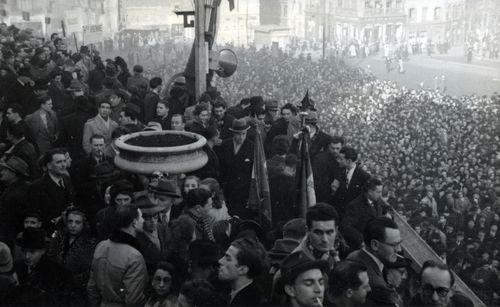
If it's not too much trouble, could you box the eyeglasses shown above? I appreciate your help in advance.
[421,284,451,297]
[379,240,402,249]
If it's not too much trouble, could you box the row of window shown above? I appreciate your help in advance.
[408,7,442,22]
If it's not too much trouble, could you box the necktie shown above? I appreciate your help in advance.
[58,179,65,189]
[346,170,350,188]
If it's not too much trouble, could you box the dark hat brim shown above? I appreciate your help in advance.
[229,126,250,133]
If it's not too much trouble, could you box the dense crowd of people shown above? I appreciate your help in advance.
[0,23,499,306]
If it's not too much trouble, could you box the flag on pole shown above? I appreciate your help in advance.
[248,127,272,228]
[300,90,315,110]
[295,128,316,218]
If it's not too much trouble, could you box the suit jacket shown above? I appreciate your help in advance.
[346,249,396,306]
[82,115,118,154]
[312,150,341,204]
[331,164,371,216]
[290,129,330,160]
[340,194,390,249]
[215,113,236,140]
[59,110,91,160]
[25,109,59,155]
[216,138,254,218]
[143,90,160,123]
[29,173,75,228]
[0,179,30,245]
[230,281,266,307]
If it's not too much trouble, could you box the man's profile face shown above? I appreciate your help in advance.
[336,153,349,168]
[350,271,371,304]
[419,267,453,307]
[218,245,242,281]
[309,220,336,253]
[119,111,132,125]
[328,142,342,156]
[367,185,383,202]
[374,228,402,264]
[285,268,324,307]
[5,108,18,123]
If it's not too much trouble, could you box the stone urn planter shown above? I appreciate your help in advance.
[114,130,208,175]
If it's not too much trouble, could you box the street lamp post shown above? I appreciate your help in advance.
[195,0,208,99]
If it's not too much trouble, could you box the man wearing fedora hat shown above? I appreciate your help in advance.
[13,227,76,305]
[144,178,182,225]
[3,122,40,178]
[135,195,170,272]
[277,251,329,307]
[0,156,32,245]
[216,118,254,218]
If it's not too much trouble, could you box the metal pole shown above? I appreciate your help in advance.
[322,0,326,60]
[195,0,207,99]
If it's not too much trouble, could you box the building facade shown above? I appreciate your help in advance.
[405,0,465,46]
[332,0,406,47]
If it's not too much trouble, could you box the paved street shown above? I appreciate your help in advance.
[345,47,500,96]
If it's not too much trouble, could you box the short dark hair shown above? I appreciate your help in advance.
[202,126,219,141]
[213,100,227,109]
[38,96,51,106]
[150,77,162,89]
[329,261,368,297]
[328,135,345,145]
[41,148,66,166]
[185,188,212,209]
[231,237,268,278]
[365,177,383,192]
[122,108,138,121]
[171,113,185,123]
[419,260,455,287]
[90,133,105,143]
[8,103,24,118]
[339,146,358,162]
[98,100,111,108]
[272,135,290,155]
[194,103,209,116]
[113,205,140,230]
[363,217,398,246]
[306,203,339,229]
[281,103,298,115]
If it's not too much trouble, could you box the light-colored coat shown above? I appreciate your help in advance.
[82,115,118,154]
[87,237,148,307]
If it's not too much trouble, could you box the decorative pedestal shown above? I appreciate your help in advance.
[114,130,208,175]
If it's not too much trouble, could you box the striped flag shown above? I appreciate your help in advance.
[248,128,272,228]
[296,129,316,218]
